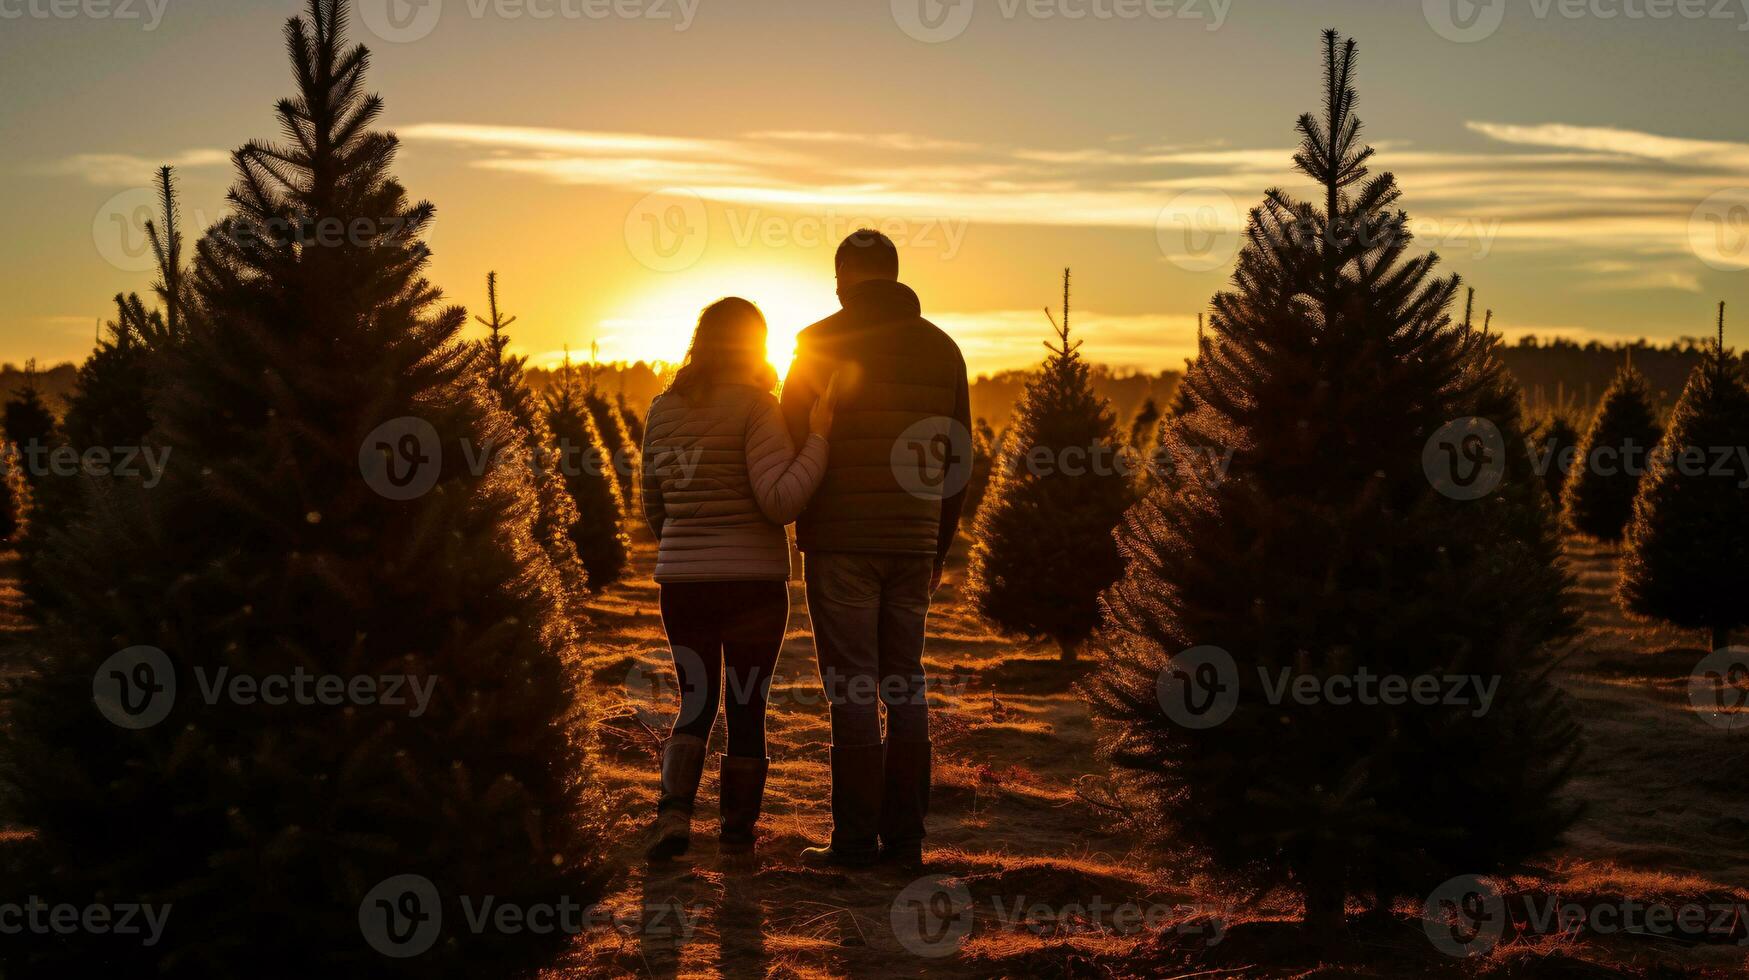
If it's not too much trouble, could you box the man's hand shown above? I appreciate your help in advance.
[929,561,944,595]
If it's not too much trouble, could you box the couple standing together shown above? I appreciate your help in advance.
[638,229,971,870]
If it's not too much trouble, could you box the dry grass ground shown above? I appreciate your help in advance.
[0,533,1741,978]
[563,533,1749,979]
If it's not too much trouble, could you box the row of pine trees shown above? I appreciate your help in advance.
[0,3,638,974]
[957,30,1749,932]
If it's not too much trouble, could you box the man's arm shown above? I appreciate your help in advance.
[933,361,973,574]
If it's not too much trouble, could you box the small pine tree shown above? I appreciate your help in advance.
[475,272,590,604]
[0,4,606,974]
[962,416,997,528]
[1085,32,1579,932]
[545,354,629,587]
[3,361,64,544]
[616,390,645,446]
[967,270,1137,661]
[1619,303,1749,651]
[1127,397,1160,457]
[3,360,59,459]
[579,349,638,511]
[1562,356,1663,541]
[1528,404,1584,502]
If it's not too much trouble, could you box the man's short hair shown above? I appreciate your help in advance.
[835,229,899,279]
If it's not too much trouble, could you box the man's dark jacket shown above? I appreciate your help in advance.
[780,279,971,563]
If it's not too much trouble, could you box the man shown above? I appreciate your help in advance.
[781,229,971,870]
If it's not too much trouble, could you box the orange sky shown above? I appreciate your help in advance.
[2,0,1746,377]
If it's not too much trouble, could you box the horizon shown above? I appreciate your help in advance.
[2,0,1746,375]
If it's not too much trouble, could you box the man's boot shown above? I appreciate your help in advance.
[718,754,769,856]
[647,734,707,862]
[877,738,931,870]
[799,744,882,868]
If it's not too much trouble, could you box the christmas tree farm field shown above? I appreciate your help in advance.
[1,532,1746,975]
[545,532,1748,978]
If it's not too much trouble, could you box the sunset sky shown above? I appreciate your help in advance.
[2,0,1746,377]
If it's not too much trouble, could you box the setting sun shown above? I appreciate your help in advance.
[547,263,839,374]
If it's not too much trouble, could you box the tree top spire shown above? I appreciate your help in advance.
[1043,267,1082,362]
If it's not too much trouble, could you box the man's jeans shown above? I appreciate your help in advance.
[804,552,932,747]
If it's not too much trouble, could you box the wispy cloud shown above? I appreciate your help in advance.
[43,149,230,186]
[1466,121,1749,170]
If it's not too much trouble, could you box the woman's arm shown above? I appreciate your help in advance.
[640,427,667,540]
[745,395,829,526]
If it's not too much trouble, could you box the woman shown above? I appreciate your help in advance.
[639,297,836,860]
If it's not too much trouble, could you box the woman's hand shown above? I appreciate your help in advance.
[808,371,840,437]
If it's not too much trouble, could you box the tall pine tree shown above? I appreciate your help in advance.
[545,353,629,588]
[967,270,1136,661]
[1618,303,1749,651]
[0,4,605,974]
[1562,356,1663,541]
[1086,32,1579,932]
[475,272,591,605]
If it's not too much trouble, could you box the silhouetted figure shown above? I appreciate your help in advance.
[640,297,837,860]
[781,229,971,870]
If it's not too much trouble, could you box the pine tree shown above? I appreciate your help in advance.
[475,272,590,605]
[545,353,629,588]
[0,4,605,974]
[1619,303,1749,652]
[1562,356,1663,541]
[967,270,1136,661]
[1529,403,1584,502]
[962,416,997,529]
[3,360,64,545]
[616,389,645,446]
[1085,32,1579,933]
[580,349,638,511]
[3,360,59,461]
[1127,397,1160,458]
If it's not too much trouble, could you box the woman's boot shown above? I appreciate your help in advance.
[648,734,707,861]
[718,755,769,855]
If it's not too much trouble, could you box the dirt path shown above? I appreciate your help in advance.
[568,536,1204,978]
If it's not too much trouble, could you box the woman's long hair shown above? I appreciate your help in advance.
[665,297,778,401]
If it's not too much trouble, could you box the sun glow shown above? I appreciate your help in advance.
[551,264,838,375]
